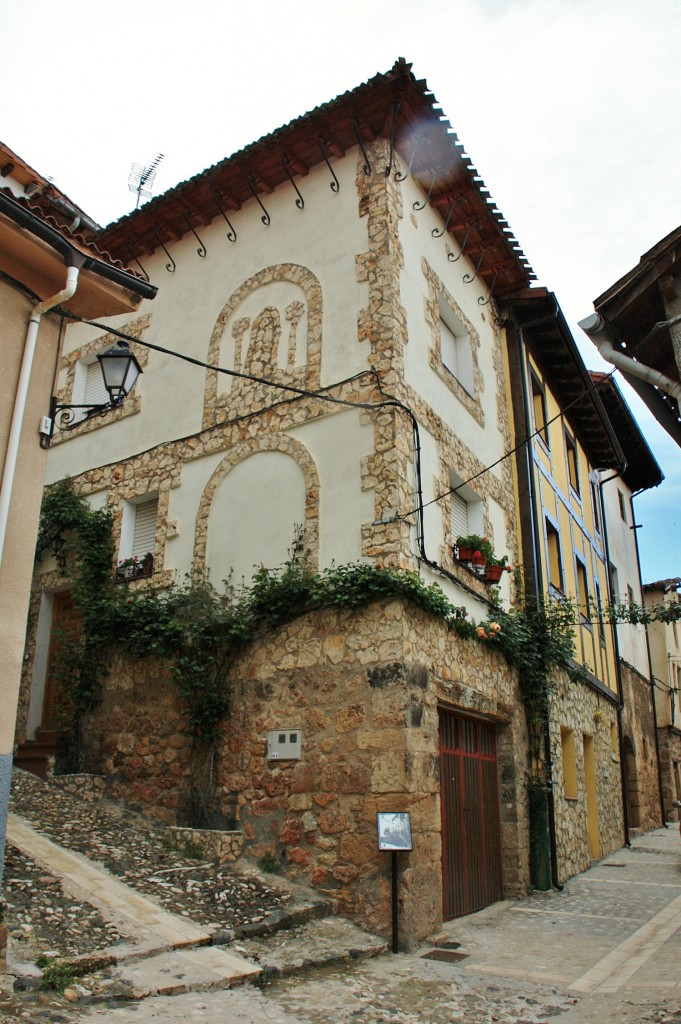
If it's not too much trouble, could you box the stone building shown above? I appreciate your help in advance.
[0,141,155,894]
[12,61,659,944]
[643,578,681,820]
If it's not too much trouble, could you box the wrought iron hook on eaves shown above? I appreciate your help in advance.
[214,193,237,242]
[317,138,340,193]
[463,246,489,285]
[152,227,176,273]
[413,176,436,212]
[385,101,400,177]
[478,270,498,306]
[125,241,150,282]
[395,137,417,183]
[351,119,372,176]
[432,195,461,239]
[281,157,305,209]
[246,174,271,225]
[447,222,478,263]
[182,209,207,257]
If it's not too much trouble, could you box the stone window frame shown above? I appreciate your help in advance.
[107,478,173,590]
[422,259,484,427]
[50,314,150,446]
[193,433,320,574]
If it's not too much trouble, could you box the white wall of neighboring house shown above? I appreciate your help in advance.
[600,476,650,675]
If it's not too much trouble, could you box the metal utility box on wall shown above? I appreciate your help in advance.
[267,728,302,760]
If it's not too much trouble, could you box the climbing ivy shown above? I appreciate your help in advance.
[36,479,680,751]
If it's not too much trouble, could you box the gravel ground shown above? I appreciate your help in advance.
[5,769,290,958]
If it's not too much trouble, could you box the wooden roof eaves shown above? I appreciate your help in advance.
[594,223,681,315]
[507,293,626,470]
[589,374,663,493]
[96,60,535,293]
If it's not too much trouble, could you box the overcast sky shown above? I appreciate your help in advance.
[2,0,679,583]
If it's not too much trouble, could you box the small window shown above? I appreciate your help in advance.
[595,579,606,642]
[617,489,627,523]
[610,563,620,603]
[451,490,469,539]
[448,470,483,544]
[530,372,549,447]
[438,299,474,394]
[590,480,602,535]
[546,519,564,592]
[575,558,589,622]
[565,432,580,496]
[627,585,635,609]
[120,494,158,562]
[561,727,578,800]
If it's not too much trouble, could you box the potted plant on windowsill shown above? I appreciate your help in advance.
[115,552,154,583]
[455,534,494,569]
[485,555,511,584]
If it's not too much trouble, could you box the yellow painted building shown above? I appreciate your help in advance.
[504,292,628,883]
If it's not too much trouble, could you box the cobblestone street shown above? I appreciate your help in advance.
[2,771,681,1024]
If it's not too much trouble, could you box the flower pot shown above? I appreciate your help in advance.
[471,553,487,567]
[485,564,504,583]
[456,545,476,561]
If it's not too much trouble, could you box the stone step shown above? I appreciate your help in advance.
[14,731,60,779]
[235,915,389,982]
[91,944,261,1000]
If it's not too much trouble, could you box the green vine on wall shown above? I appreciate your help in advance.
[37,480,680,755]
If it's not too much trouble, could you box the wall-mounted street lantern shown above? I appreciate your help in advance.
[39,341,142,448]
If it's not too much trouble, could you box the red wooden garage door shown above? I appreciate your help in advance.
[440,710,503,919]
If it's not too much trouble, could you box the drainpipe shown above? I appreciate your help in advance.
[0,263,80,568]
[579,314,681,401]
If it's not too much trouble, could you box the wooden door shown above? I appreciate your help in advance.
[440,710,503,919]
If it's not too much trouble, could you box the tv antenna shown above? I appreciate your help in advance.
[128,152,165,209]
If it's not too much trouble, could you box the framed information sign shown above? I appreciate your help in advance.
[377,811,413,851]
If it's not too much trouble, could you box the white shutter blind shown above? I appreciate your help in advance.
[132,497,158,558]
[451,491,468,540]
[440,318,459,377]
[83,359,109,407]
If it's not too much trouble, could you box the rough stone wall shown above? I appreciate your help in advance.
[619,660,663,831]
[66,599,528,947]
[550,672,624,879]
[657,727,681,821]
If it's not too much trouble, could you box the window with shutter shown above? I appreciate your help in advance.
[451,490,469,540]
[131,497,158,559]
[440,318,459,378]
[83,359,109,407]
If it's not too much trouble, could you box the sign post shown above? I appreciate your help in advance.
[377,812,413,953]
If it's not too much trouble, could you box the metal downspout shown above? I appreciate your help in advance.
[579,313,681,401]
[0,264,80,567]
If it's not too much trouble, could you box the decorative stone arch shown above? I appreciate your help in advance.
[203,264,323,428]
[193,433,320,573]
